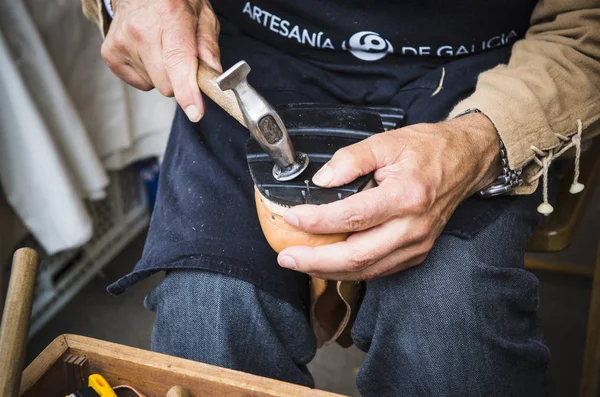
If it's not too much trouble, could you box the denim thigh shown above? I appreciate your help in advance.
[352,198,550,397]
[144,270,317,387]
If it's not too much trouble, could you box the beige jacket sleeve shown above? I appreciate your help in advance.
[81,0,110,37]
[449,0,600,194]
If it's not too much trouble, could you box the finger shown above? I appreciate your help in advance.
[310,249,426,281]
[376,252,428,279]
[283,185,399,234]
[356,239,431,280]
[125,48,157,90]
[101,28,154,90]
[278,217,412,274]
[196,3,222,73]
[161,12,203,122]
[109,62,153,91]
[141,45,173,96]
[312,135,383,187]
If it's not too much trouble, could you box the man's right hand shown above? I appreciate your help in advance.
[101,0,222,122]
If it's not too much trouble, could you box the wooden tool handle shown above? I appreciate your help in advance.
[167,386,191,397]
[197,61,246,127]
[0,248,39,397]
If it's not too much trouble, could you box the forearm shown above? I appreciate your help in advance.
[449,0,600,195]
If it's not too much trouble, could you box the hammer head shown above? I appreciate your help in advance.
[217,60,310,182]
[216,61,251,91]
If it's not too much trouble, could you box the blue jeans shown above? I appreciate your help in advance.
[144,196,550,396]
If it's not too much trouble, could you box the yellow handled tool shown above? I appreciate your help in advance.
[89,374,118,397]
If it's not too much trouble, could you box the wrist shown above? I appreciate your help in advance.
[445,112,502,195]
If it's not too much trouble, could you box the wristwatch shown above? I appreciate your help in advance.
[454,108,524,197]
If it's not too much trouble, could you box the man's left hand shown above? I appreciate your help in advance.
[277,113,502,280]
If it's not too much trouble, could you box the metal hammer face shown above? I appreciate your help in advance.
[217,61,309,181]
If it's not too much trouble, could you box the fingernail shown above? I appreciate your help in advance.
[185,105,201,122]
[279,255,297,270]
[313,164,334,186]
[283,211,299,228]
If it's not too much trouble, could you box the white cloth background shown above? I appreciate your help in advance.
[0,0,175,255]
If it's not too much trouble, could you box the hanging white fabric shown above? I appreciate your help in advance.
[0,28,94,253]
[24,0,176,170]
[0,0,175,254]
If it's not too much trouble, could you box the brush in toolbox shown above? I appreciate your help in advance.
[197,60,404,252]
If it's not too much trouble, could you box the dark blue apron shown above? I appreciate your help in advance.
[108,1,540,314]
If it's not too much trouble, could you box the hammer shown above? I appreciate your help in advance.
[197,61,349,252]
[197,61,309,181]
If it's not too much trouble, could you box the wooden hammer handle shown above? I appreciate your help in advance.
[166,386,191,397]
[0,248,39,397]
[196,61,246,127]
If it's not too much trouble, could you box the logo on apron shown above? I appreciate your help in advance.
[342,31,394,61]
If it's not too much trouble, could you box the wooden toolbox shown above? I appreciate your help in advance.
[20,334,344,397]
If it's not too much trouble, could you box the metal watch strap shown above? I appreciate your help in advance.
[478,139,524,197]
[453,108,524,197]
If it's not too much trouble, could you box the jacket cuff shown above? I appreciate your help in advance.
[81,0,111,37]
[448,74,562,195]
[448,71,562,166]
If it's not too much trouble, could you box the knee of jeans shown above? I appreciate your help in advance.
[144,270,265,320]
[145,270,315,363]
[353,234,542,350]
[144,270,266,356]
[145,270,316,369]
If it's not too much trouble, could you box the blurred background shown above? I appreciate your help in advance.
[0,1,598,396]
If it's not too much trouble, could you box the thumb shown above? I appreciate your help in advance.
[313,138,379,188]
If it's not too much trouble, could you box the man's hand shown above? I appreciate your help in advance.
[101,0,221,122]
[277,113,502,281]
